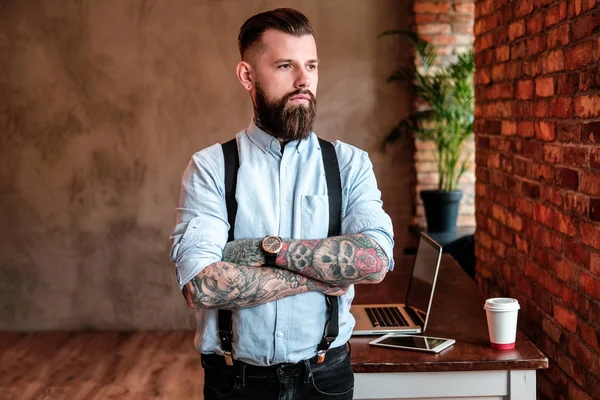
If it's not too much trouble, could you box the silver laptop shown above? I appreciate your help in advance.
[351,233,443,335]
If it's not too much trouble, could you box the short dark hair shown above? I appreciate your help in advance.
[238,8,314,62]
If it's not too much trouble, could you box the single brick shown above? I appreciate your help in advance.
[509,20,526,40]
[571,9,600,40]
[555,167,579,190]
[580,171,600,195]
[565,40,595,70]
[545,1,567,27]
[575,95,600,118]
[548,23,570,49]
[550,97,573,118]
[536,76,555,97]
[535,121,556,141]
[542,50,565,74]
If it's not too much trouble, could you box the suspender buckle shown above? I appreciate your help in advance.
[223,351,234,366]
[316,350,327,364]
[316,336,336,364]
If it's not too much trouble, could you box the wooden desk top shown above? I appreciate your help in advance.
[350,255,549,373]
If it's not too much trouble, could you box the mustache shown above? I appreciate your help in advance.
[284,89,315,102]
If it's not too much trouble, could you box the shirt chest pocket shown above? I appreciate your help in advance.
[301,195,330,239]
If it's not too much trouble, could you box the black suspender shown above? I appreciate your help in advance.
[220,138,239,365]
[220,136,342,365]
[316,137,341,364]
[223,138,240,243]
[319,138,342,237]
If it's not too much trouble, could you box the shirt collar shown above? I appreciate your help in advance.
[246,119,312,154]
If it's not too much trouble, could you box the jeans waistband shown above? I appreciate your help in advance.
[201,343,349,378]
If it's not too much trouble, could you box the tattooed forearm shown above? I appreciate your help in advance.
[213,234,389,289]
[280,234,389,285]
[222,239,264,266]
[182,262,348,310]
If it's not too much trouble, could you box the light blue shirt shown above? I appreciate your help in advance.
[170,121,394,366]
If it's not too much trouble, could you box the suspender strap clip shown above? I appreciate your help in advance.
[223,351,234,366]
[219,327,234,365]
[316,351,326,364]
[316,335,336,364]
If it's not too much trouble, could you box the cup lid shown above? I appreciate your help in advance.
[484,297,520,311]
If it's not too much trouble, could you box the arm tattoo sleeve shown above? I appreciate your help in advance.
[182,262,347,310]
[281,234,389,285]
[221,239,263,266]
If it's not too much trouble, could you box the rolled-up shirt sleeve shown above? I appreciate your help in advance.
[170,144,229,290]
[339,147,395,271]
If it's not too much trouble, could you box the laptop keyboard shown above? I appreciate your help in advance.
[365,306,409,327]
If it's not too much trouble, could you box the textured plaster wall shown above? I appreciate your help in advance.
[0,0,413,330]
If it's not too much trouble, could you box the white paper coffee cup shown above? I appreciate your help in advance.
[484,298,520,350]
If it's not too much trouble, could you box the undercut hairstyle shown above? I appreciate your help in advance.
[238,8,314,63]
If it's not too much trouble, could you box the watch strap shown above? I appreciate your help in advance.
[264,252,277,267]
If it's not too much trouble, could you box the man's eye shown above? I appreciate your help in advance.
[278,64,291,69]
[307,64,317,70]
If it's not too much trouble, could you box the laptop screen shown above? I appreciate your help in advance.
[405,234,442,321]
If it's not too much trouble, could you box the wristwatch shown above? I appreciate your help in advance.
[261,236,283,267]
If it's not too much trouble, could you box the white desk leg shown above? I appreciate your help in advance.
[509,370,536,399]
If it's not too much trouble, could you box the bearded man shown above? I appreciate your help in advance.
[169,8,394,400]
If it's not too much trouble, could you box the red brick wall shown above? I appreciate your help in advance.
[473,0,599,399]
[412,0,476,228]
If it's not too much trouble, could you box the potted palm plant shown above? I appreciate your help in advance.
[381,31,474,233]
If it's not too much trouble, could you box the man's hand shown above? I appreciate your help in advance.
[307,279,350,297]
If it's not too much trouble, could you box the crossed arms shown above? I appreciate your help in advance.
[172,145,394,311]
[182,234,390,310]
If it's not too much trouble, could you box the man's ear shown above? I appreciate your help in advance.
[236,61,253,92]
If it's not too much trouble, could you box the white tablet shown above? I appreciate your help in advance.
[369,334,455,354]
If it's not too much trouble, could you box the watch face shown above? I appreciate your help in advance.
[262,236,282,254]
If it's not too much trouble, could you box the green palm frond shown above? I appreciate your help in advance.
[413,40,439,72]
[380,32,474,192]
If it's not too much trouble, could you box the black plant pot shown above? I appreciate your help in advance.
[420,190,463,233]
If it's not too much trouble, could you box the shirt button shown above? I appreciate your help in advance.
[278,332,284,338]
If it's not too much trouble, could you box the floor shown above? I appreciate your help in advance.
[0,331,204,400]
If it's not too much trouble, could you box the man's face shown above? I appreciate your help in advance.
[250,30,319,141]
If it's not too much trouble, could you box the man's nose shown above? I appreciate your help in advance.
[295,69,311,89]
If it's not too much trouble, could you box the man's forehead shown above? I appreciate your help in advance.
[259,29,317,60]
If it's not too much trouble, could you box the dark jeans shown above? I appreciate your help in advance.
[201,344,354,400]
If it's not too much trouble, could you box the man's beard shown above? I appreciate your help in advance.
[253,82,317,142]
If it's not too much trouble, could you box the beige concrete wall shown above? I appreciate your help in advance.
[0,0,414,330]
